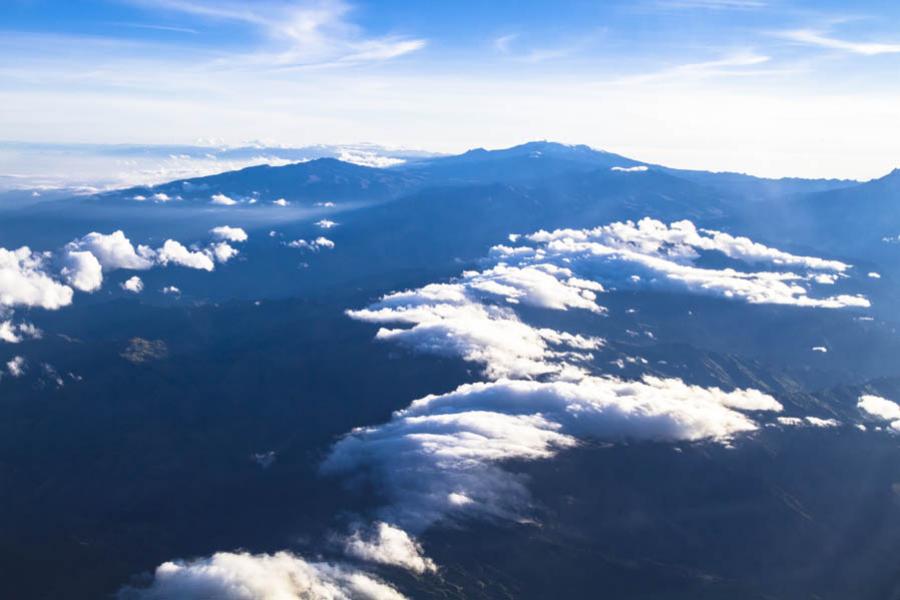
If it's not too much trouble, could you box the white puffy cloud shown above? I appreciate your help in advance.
[210,226,248,242]
[67,231,154,271]
[288,237,335,251]
[211,242,239,264]
[325,376,780,531]
[611,165,648,172]
[804,416,841,428]
[0,320,41,343]
[6,355,26,377]
[273,198,289,206]
[61,250,104,292]
[121,276,144,293]
[162,285,181,295]
[156,240,215,271]
[0,247,74,310]
[858,394,900,432]
[344,522,436,574]
[118,551,406,600]
[316,219,339,229]
[507,219,867,308]
[338,150,405,168]
[858,394,900,420]
[211,193,238,206]
[151,192,171,202]
[777,416,840,428]
[349,289,601,380]
[868,272,881,279]
[334,218,804,534]
[811,346,827,353]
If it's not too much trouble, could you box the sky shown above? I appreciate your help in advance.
[3,0,900,179]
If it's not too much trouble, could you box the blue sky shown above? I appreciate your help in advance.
[3,0,900,178]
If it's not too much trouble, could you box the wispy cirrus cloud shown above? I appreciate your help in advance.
[774,28,900,56]
[652,0,766,9]
[610,51,772,85]
[490,31,592,64]
[128,0,427,68]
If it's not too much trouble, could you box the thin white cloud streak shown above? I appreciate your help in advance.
[132,0,426,69]
[111,22,200,34]
[652,0,766,9]
[776,29,900,56]
[493,34,519,54]
[612,51,772,85]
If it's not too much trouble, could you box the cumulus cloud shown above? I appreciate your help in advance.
[325,376,780,530]
[121,276,144,293]
[211,193,238,206]
[210,242,239,263]
[152,192,171,202]
[6,355,26,377]
[288,237,335,251]
[316,219,339,229]
[805,416,841,428]
[333,218,828,536]
[779,415,841,428]
[502,218,867,308]
[273,198,289,206]
[67,231,154,271]
[351,299,600,380]
[611,165,648,172]
[118,551,406,600]
[857,394,900,431]
[61,250,104,292]
[0,246,74,310]
[162,285,181,295]
[0,319,41,343]
[858,394,900,420]
[210,226,248,242]
[344,522,436,574]
[156,240,215,271]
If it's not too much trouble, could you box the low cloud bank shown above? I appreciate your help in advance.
[118,551,406,600]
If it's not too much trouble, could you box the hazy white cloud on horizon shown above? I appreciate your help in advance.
[6,0,900,181]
